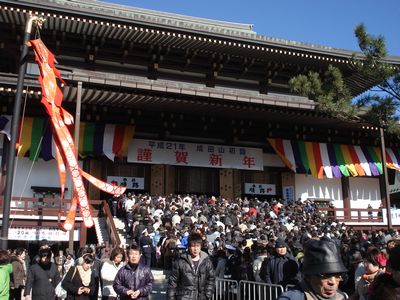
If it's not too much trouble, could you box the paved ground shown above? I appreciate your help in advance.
[150,269,167,300]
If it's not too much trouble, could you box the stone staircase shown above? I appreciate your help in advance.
[99,217,167,298]
[112,217,167,298]
[150,269,168,300]
[113,217,130,246]
[93,217,109,245]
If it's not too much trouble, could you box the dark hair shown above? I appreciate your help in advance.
[15,248,26,256]
[77,247,93,258]
[38,248,52,259]
[126,243,141,254]
[188,232,203,245]
[81,253,94,265]
[39,239,50,248]
[0,250,10,265]
[110,247,126,261]
[388,245,400,271]
[365,247,381,267]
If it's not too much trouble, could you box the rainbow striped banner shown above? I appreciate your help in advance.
[268,138,399,178]
[7,116,134,161]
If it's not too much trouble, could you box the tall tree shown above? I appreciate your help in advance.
[289,65,356,120]
[289,24,400,135]
[352,24,400,135]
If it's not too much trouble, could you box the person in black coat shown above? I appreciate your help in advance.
[24,248,61,300]
[223,244,240,281]
[62,253,96,300]
[277,238,347,300]
[167,232,215,300]
[260,238,299,285]
[139,229,153,268]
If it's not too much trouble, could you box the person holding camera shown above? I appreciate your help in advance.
[62,253,96,300]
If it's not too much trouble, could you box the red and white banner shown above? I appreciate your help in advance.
[127,139,263,170]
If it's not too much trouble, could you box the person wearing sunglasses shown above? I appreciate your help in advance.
[278,238,348,300]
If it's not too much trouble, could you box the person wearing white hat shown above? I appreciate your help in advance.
[139,229,153,268]
[224,244,239,281]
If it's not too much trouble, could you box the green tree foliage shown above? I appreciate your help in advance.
[289,65,356,120]
[289,24,400,135]
[352,24,400,135]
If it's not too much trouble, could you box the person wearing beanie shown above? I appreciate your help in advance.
[278,238,347,300]
[259,238,299,285]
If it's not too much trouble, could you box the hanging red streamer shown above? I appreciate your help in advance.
[28,39,126,230]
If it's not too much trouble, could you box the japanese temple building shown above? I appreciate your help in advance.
[1,0,400,245]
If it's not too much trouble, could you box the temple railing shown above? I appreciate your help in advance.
[0,196,100,218]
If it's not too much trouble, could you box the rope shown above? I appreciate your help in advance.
[9,84,30,228]
[17,121,48,201]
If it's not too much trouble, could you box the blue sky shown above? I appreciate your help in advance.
[108,0,400,56]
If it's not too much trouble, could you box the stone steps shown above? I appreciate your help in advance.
[150,269,167,300]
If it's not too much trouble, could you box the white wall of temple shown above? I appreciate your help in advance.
[9,157,81,198]
[295,174,343,207]
[295,174,381,209]
[349,177,381,208]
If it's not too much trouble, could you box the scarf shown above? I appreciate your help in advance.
[76,265,92,287]
[300,280,345,300]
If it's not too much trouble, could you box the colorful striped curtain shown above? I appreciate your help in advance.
[4,116,134,161]
[268,138,399,179]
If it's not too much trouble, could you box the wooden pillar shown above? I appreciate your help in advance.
[165,165,175,195]
[341,177,350,217]
[281,172,295,200]
[219,169,234,199]
[88,159,102,200]
[151,164,165,195]
[79,222,87,248]
[233,169,242,199]
[379,175,388,208]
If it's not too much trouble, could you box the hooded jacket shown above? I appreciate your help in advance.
[167,251,215,300]
[0,264,13,299]
[113,262,153,300]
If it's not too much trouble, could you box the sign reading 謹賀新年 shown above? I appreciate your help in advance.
[107,176,145,190]
[244,183,276,195]
[127,139,263,170]
[8,227,80,241]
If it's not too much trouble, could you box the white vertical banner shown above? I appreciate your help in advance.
[127,139,263,170]
[283,186,295,202]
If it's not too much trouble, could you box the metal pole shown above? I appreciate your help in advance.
[68,81,82,253]
[380,127,392,230]
[1,15,40,250]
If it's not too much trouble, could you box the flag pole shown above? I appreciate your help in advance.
[1,15,44,250]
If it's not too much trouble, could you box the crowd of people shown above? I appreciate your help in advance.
[0,193,399,299]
